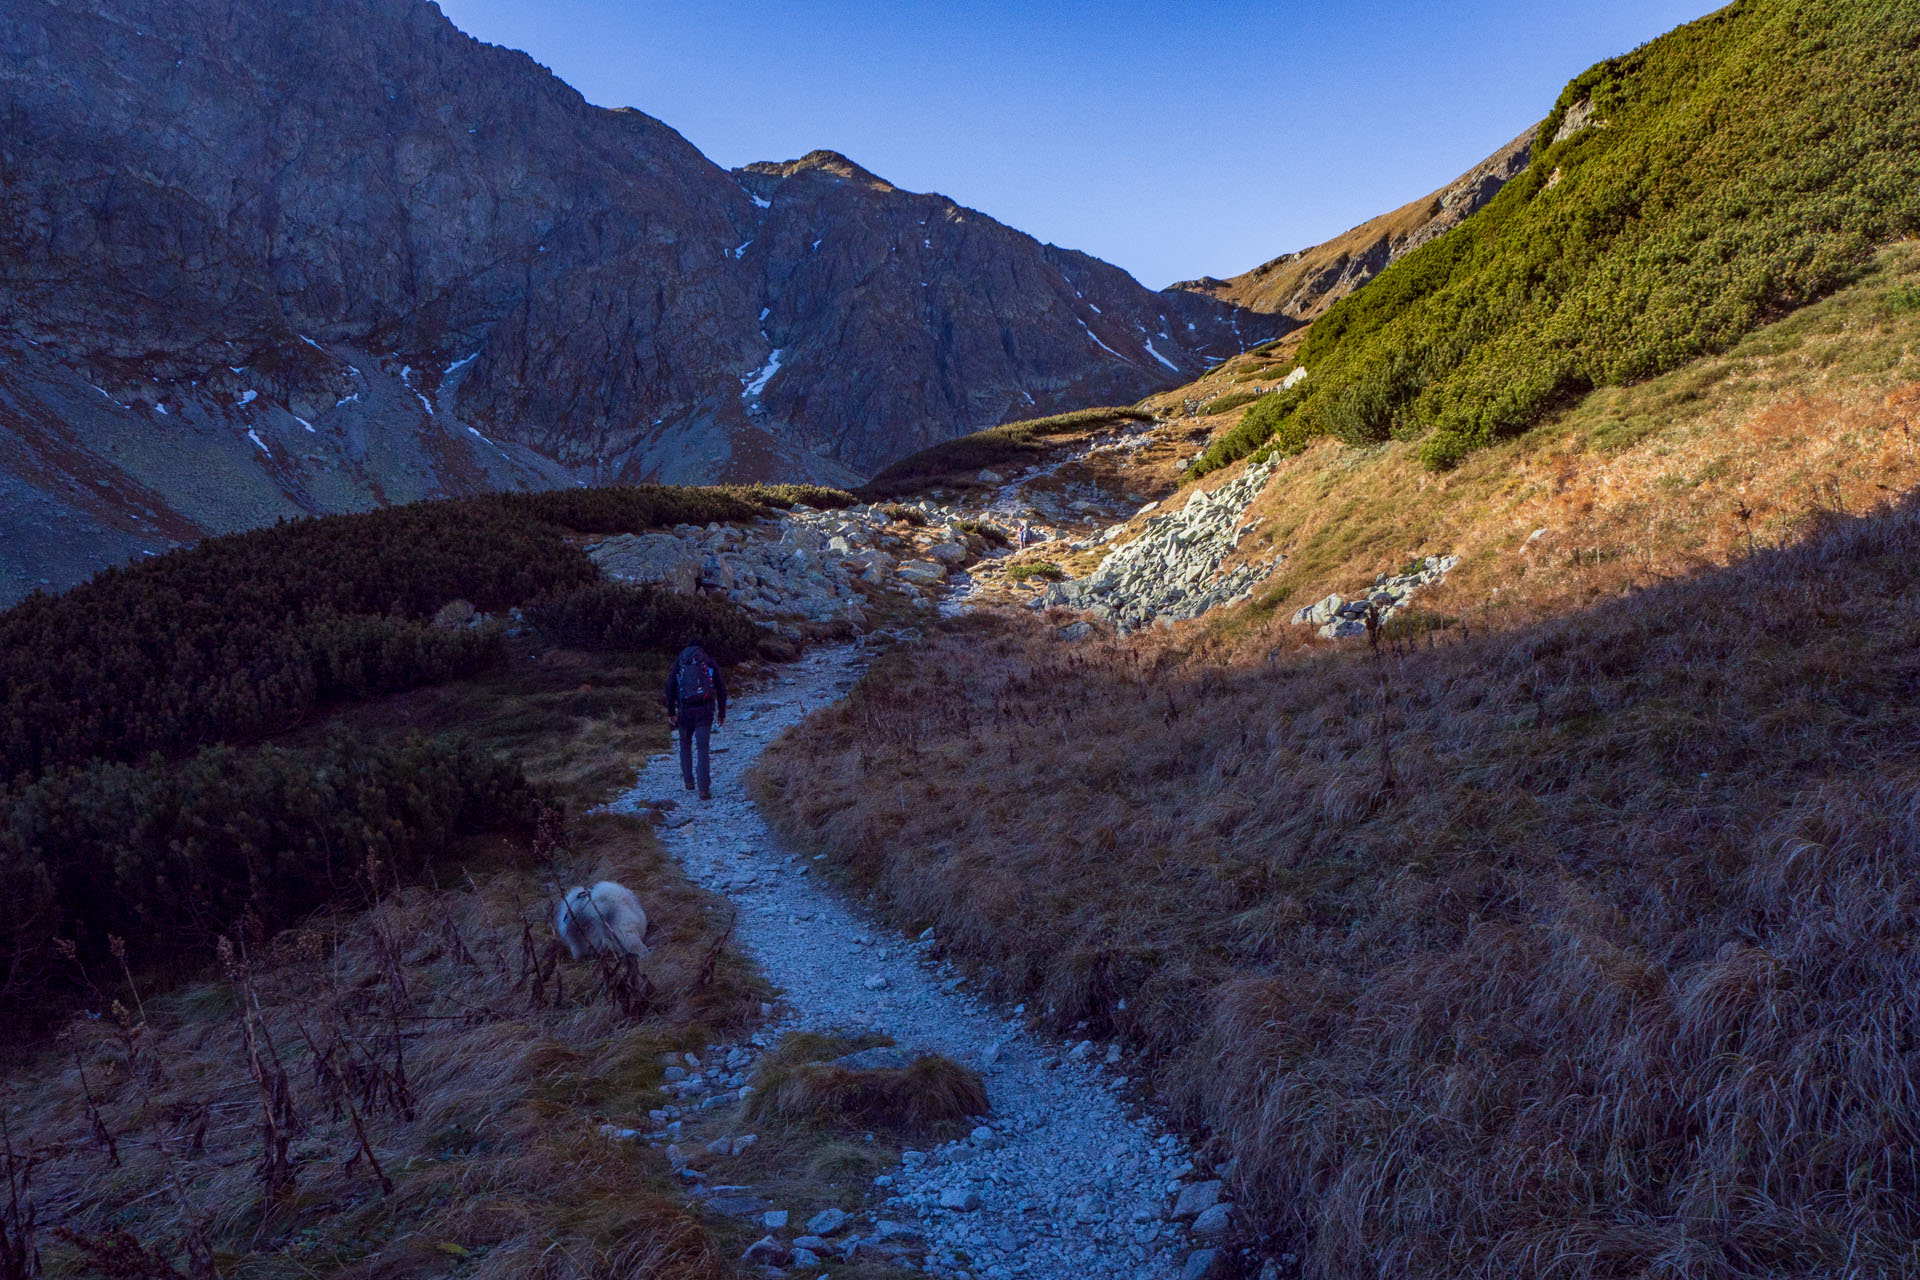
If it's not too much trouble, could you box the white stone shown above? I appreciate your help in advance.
[806,1207,850,1236]
[1191,1203,1232,1238]
[897,560,947,584]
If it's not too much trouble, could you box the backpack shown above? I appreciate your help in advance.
[675,648,715,705]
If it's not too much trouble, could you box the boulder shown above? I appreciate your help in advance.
[1171,1180,1222,1218]
[590,532,702,594]
[1181,1248,1224,1280]
[1291,593,1343,626]
[927,540,969,565]
[740,1235,787,1265]
[896,560,947,585]
[1192,1203,1232,1237]
[806,1207,850,1236]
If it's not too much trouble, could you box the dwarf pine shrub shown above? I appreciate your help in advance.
[1238,0,1920,471]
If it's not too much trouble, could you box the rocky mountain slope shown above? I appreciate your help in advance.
[1169,129,1536,321]
[0,0,1262,605]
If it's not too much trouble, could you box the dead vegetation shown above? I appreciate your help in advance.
[0,634,774,1279]
[748,1043,986,1140]
[1129,241,1920,657]
[1,806,759,1279]
[750,493,1920,1277]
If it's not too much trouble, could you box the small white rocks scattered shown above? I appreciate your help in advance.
[604,643,1225,1280]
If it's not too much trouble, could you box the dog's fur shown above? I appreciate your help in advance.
[554,881,650,960]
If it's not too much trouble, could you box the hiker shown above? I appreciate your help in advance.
[1017,520,1034,548]
[665,644,727,799]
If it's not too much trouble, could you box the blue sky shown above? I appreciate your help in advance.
[434,0,1724,289]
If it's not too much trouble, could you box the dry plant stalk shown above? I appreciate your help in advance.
[0,1114,39,1280]
[217,937,302,1208]
[752,494,1920,1278]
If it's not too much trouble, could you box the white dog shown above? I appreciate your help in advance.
[554,881,650,961]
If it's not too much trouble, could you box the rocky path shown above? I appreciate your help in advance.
[609,643,1212,1280]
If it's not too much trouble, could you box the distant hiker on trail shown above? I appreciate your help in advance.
[665,644,727,800]
[1017,520,1035,548]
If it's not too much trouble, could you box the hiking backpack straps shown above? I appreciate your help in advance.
[675,647,715,706]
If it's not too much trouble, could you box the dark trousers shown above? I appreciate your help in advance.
[677,703,714,793]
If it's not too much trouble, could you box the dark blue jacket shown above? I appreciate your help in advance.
[664,647,727,719]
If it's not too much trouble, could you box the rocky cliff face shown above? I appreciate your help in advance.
[0,0,1262,604]
[1170,129,1537,320]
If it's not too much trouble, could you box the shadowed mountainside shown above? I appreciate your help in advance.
[0,0,1265,604]
[755,491,1920,1278]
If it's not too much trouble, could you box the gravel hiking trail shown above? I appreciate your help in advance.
[609,641,1206,1280]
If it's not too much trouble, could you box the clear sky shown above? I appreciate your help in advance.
[433,0,1724,290]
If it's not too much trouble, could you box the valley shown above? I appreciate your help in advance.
[7,0,1920,1276]
[0,0,1265,605]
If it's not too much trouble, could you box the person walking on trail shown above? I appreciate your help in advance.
[665,644,727,799]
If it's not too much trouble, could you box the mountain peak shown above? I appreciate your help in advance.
[740,149,894,190]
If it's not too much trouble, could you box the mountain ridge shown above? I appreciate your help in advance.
[1168,127,1538,322]
[0,0,1267,604]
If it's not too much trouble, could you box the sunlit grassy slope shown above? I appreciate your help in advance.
[1192,0,1920,476]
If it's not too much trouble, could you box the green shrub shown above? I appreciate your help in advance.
[0,732,541,1025]
[730,482,860,511]
[862,408,1154,498]
[1201,391,1265,417]
[1272,0,1920,470]
[487,485,767,532]
[1190,384,1313,477]
[879,503,930,526]
[0,503,589,782]
[0,483,821,785]
[0,479,819,1031]
[523,583,762,664]
[1885,282,1920,314]
[1006,562,1065,583]
[955,519,1011,547]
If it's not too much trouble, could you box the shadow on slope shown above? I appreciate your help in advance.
[751,497,1920,1277]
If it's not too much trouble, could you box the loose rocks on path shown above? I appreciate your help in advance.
[609,644,1205,1280]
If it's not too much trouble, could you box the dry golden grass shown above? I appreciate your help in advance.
[750,491,1920,1276]
[0,641,781,1278]
[748,1051,986,1140]
[1126,242,1920,659]
[2,810,760,1279]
